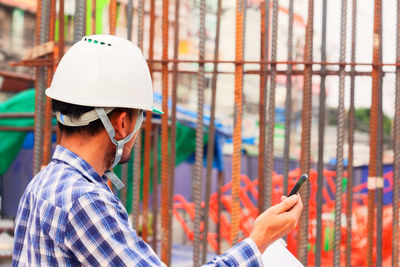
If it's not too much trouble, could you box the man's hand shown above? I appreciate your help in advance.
[249,194,303,253]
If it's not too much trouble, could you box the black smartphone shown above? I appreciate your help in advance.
[288,174,308,196]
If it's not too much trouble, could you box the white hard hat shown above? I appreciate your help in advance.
[46,34,162,114]
[45,35,162,187]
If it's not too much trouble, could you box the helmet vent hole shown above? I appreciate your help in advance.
[94,40,98,44]
[108,44,112,46]
[100,42,105,45]
[88,38,92,43]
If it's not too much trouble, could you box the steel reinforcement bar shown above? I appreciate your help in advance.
[298,0,314,264]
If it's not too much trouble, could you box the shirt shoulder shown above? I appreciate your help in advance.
[26,160,111,211]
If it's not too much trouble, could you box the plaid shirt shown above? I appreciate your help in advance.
[13,145,262,266]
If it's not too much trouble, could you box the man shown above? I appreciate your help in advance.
[13,35,303,266]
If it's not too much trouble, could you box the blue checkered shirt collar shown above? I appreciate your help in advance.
[52,145,108,186]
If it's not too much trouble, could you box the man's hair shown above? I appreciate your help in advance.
[52,99,134,136]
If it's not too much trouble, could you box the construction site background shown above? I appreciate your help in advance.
[0,0,399,266]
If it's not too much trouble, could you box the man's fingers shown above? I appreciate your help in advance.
[290,194,303,217]
[281,196,287,201]
[284,194,303,225]
[274,194,299,213]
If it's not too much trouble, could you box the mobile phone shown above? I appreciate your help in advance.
[288,174,308,196]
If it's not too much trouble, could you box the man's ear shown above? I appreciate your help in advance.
[112,111,129,138]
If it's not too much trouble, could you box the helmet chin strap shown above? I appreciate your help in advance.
[96,107,143,190]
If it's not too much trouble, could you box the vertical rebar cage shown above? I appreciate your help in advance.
[5,0,399,266]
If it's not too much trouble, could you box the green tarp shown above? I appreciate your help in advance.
[0,89,36,176]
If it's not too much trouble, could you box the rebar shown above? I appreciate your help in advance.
[160,0,170,263]
[141,89,152,236]
[283,0,294,197]
[109,0,117,36]
[257,0,270,213]
[315,0,328,265]
[393,2,400,265]
[394,2,400,266]
[217,170,224,255]
[33,0,50,175]
[146,58,400,67]
[367,1,382,266]
[202,0,222,262]
[148,0,157,253]
[73,0,86,43]
[333,0,348,265]
[375,7,384,267]
[131,0,145,233]
[148,67,375,77]
[137,0,145,49]
[42,0,56,166]
[132,130,142,228]
[298,0,314,264]
[58,0,64,62]
[152,126,160,252]
[22,1,400,265]
[193,0,206,265]
[265,0,279,209]
[91,0,96,34]
[168,0,180,262]
[231,0,245,246]
[126,0,133,41]
[345,1,357,266]
[34,0,41,45]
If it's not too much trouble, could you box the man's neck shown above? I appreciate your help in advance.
[59,133,111,176]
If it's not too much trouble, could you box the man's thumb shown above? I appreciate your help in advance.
[275,194,299,213]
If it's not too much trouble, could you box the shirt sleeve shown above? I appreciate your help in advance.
[202,238,263,267]
[65,191,165,267]
[65,191,262,267]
